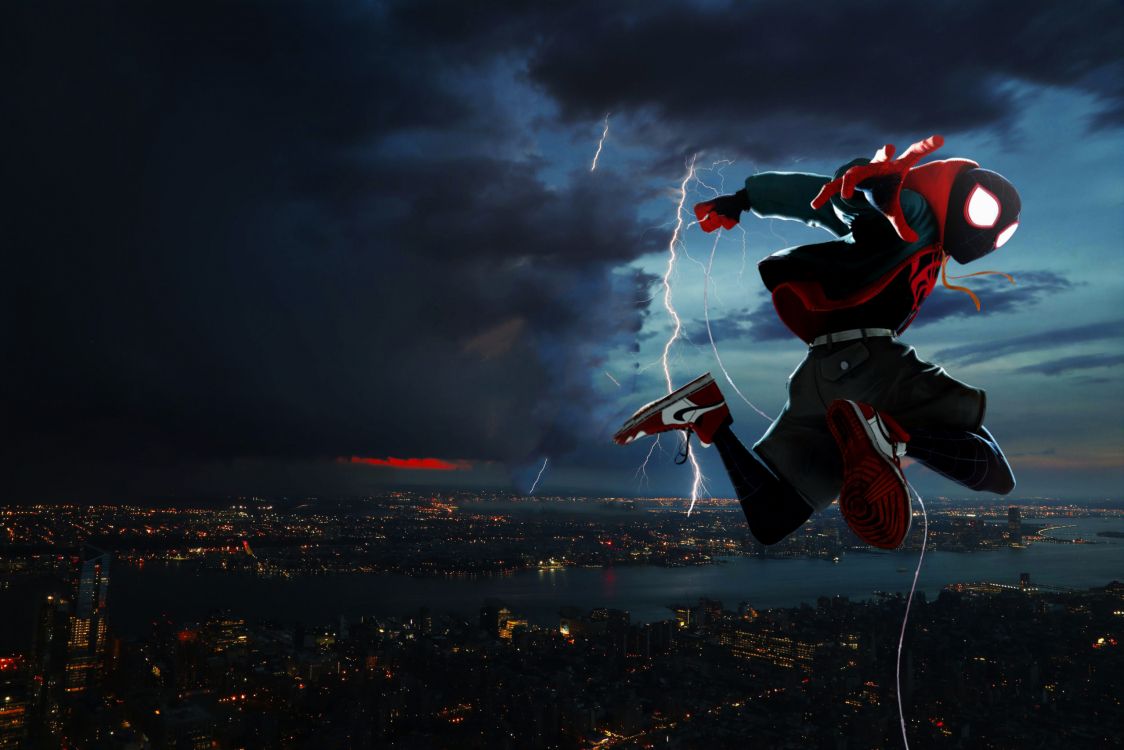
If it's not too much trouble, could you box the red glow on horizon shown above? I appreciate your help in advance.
[344,456,472,471]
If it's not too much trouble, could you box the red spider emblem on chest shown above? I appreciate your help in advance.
[894,248,944,334]
[907,248,943,311]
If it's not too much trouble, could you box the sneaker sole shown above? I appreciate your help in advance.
[613,373,716,444]
[827,401,912,549]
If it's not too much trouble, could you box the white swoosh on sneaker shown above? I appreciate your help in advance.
[665,401,724,424]
[864,412,906,459]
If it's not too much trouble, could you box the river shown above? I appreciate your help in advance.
[95,517,1124,637]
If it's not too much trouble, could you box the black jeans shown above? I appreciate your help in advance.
[906,426,1015,494]
[712,422,812,545]
[712,422,1015,545]
[754,337,987,512]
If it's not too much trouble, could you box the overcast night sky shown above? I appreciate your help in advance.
[2,1,1122,504]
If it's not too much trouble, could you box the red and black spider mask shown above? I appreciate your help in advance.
[944,168,1020,264]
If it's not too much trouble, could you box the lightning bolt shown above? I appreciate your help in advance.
[636,156,772,513]
[692,158,733,196]
[590,113,610,171]
[634,437,660,486]
[659,155,696,393]
[657,155,706,516]
[698,161,753,287]
[528,457,550,496]
[736,224,749,285]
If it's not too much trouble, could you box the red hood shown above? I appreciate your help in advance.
[903,158,978,246]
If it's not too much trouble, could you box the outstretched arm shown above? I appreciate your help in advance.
[744,172,852,236]
[695,134,945,244]
[695,172,850,237]
[812,136,944,242]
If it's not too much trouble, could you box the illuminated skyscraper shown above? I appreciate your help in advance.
[64,545,110,692]
[498,617,528,641]
[558,606,583,637]
[720,625,825,672]
[0,657,29,749]
[1008,506,1022,547]
[30,594,68,744]
[203,611,248,654]
[672,605,692,630]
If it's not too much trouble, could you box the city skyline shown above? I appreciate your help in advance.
[1,494,1121,746]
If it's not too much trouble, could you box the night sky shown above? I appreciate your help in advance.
[3,1,1122,502]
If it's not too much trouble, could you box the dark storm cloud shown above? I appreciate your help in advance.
[1014,353,1124,376]
[4,0,1120,500]
[524,0,1124,159]
[932,319,1124,366]
[0,1,661,498]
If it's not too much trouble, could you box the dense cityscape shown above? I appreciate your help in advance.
[0,494,1121,748]
[1,495,1114,579]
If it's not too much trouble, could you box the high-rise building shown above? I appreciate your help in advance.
[415,607,433,636]
[672,605,692,630]
[720,625,825,672]
[0,657,30,749]
[64,545,110,693]
[204,611,249,654]
[29,593,68,744]
[498,617,528,641]
[480,599,506,637]
[558,606,583,637]
[695,598,723,631]
[1008,506,1022,547]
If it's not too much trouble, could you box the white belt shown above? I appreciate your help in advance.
[811,328,895,348]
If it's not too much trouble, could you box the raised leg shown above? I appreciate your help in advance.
[711,422,813,545]
[906,426,1015,494]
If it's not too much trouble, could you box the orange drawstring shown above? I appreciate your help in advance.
[940,253,1015,311]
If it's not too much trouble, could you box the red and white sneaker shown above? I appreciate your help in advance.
[826,400,913,549]
[613,373,731,447]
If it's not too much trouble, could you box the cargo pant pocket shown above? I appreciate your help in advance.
[818,341,870,383]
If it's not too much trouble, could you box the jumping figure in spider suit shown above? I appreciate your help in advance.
[613,136,1021,549]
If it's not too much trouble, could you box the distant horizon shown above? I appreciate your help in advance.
[5,492,1122,509]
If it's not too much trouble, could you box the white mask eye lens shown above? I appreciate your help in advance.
[995,221,1018,248]
[965,184,1000,228]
